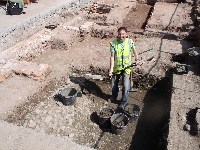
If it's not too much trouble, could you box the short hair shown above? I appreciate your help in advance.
[117,27,127,33]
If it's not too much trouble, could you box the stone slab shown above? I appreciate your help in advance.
[146,2,193,32]
[167,73,200,150]
[0,120,93,150]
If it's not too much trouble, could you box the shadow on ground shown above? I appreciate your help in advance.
[69,76,111,101]
[129,74,172,150]
[0,1,6,12]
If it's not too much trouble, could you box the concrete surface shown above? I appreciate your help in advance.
[146,2,193,33]
[0,0,90,52]
[168,73,200,150]
[0,120,93,150]
[131,36,193,77]
[0,75,47,119]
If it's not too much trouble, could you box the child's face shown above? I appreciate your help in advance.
[118,30,127,42]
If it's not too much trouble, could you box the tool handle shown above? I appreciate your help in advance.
[129,62,137,67]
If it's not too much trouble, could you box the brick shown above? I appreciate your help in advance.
[0,69,13,83]
[12,60,51,81]
[32,64,52,81]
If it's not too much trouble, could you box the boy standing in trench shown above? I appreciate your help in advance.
[109,27,139,109]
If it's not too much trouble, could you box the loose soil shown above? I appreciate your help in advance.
[122,4,152,32]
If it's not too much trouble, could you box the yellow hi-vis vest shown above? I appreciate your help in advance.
[113,38,132,74]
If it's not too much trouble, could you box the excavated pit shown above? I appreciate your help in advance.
[122,4,153,32]
[1,0,199,149]
[1,2,182,149]
[5,67,172,150]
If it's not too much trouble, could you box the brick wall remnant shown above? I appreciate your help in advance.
[90,24,115,38]
[88,3,113,14]
[12,60,52,81]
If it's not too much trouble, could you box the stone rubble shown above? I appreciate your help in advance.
[0,59,51,82]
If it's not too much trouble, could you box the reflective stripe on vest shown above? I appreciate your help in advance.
[113,38,132,74]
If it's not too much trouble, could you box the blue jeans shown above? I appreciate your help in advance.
[111,71,130,105]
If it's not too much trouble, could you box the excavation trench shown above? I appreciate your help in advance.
[1,0,199,149]
[5,67,172,150]
[3,2,172,149]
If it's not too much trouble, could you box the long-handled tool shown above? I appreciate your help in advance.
[129,63,139,92]
[113,62,138,92]
[130,69,137,92]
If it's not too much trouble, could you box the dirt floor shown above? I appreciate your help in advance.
[0,0,200,150]
[122,4,152,32]
[5,72,171,150]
